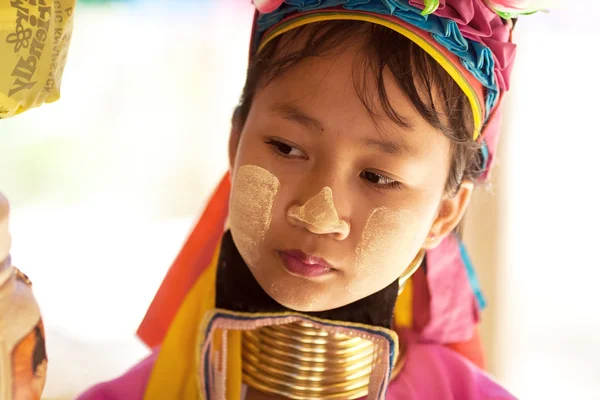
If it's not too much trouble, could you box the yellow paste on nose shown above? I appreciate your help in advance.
[288,187,350,235]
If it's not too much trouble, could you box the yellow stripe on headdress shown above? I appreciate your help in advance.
[143,241,223,400]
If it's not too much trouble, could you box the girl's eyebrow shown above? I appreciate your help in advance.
[272,102,323,132]
[272,101,415,157]
[363,137,415,157]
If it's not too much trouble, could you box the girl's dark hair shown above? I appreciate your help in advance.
[234,21,485,232]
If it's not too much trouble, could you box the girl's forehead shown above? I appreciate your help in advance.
[260,30,449,133]
[256,46,441,145]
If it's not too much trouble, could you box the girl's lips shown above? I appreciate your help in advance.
[278,250,335,278]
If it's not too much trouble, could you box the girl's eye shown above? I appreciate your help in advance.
[360,170,404,190]
[266,139,306,158]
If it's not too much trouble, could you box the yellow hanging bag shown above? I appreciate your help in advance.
[0,0,76,119]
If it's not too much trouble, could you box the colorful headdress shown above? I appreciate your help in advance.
[253,0,519,178]
[138,0,526,361]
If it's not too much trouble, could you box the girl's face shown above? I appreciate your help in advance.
[229,44,457,312]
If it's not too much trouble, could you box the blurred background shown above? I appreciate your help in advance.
[1,1,598,399]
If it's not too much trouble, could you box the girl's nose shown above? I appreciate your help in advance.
[287,187,350,240]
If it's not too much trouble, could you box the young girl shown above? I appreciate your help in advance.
[78,1,531,399]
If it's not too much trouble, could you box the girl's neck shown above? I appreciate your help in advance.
[215,230,399,329]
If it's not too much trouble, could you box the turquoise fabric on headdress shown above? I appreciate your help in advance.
[255,0,500,116]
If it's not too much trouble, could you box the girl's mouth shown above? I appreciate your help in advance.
[278,249,335,278]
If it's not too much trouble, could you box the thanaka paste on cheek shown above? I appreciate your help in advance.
[287,187,350,235]
[229,165,280,266]
[349,207,418,293]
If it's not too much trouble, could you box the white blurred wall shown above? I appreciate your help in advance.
[497,5,600,399]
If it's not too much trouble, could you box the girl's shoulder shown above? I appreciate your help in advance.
[75,350,159,400]
[387,340,516,400]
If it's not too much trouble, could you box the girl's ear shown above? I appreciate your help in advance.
[229,107,243,171]
[423,181,474,249]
